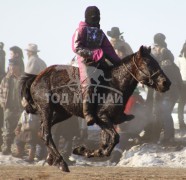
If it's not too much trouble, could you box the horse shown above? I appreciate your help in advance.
[20,46,171,172]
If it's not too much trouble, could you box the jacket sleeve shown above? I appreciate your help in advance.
[25,59,41,75]
[101,35,121,63]
[72,28,103,62]
[25,60,35,74]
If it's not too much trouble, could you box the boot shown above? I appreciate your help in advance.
[1,142,11,155]
[82,87,96,126]
[25,148,35,163]
[113,113,134,125]
[1,147,11,155]
[12,145,24,158]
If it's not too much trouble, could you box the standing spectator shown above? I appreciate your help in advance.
[25,43,47,75]
[151,33,174,62]
[13,110,45,162]
[9,46,24,75]
[24,43,47,159]
[0,42,6,151]
[143,33,175,143]
[150,33,182,144]
[176,42,186,130]
[107,27,133,59]
[0,59,22,155]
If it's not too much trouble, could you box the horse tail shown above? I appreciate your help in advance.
[20,73,37,114]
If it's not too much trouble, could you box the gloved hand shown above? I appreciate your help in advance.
[99,58,112,70]
[111,60,121,68]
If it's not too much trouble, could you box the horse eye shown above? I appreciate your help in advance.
[145,59,151,65]
[144,60,149,66]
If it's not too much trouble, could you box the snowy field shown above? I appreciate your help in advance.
[0,117,186,169]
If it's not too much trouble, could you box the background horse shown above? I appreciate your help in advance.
[20,46,171,172]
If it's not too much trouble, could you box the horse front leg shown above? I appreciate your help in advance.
[99,125,120,157]
[39,107,70,172]
[73,115,119,158]
[93,113,120,157]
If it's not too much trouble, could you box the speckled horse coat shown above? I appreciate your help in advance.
[20,46,171,172]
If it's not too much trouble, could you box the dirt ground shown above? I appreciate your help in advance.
[0,166,186,180]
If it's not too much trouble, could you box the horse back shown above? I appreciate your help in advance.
[34,65,79,85]
[31,65,83,117]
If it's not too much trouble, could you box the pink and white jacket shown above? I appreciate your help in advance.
[72,21,120,82]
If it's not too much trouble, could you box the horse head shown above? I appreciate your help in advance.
[129,45,171,92]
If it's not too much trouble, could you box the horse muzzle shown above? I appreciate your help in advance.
[157,77,171,92]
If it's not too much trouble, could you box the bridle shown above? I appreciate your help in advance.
[123,54,160,86]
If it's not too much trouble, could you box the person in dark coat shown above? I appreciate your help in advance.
[149,33,182,144]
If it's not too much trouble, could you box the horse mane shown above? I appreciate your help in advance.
[116,53,136,68]
[121,53,135,62]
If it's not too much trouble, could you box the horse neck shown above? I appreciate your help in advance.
[110,54,138,100]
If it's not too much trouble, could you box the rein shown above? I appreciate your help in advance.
[123,54,160,86]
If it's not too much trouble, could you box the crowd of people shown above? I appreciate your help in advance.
[0,5,186,166]
[0,43,47,162]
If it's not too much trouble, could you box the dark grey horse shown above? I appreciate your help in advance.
[20,46,171,172]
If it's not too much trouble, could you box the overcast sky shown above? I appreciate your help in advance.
[1,0,186,67]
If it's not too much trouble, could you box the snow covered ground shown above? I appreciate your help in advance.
[118,143,186,168]
[0,111,186,168]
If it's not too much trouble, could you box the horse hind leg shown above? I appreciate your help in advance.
[39,106,70,172]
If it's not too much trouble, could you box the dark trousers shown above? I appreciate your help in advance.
[153,94,177,141]
[1,109,20,151]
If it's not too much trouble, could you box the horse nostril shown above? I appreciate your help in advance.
[163,79,171,88]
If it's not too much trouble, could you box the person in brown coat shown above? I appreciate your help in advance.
[107,27,133,59]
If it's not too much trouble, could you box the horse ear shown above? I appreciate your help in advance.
[139,45,144,52]
[148,46,151,54]
[137,45,144,58]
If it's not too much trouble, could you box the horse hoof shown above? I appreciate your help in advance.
[94,149,103,157]
[46,154,53,166]
[59,161,70,172]
[73,145,86,156]
[85,152,91,158]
